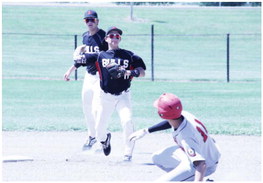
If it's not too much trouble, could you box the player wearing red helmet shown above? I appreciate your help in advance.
[153,93,183,119]
[129,93,221,181]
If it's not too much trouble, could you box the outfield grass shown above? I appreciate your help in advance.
[2,4,261,135]
[2,4,261,35]
[2,4,261,81]
[2,79,261,135]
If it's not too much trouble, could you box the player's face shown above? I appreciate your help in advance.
[105,31,121,47]
[84,18,99,30]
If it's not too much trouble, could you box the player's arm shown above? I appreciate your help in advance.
[129,120,171,142]
[125,67,145,78]
[65,45,87,80]
[194,160,207,181]
[73,44,98,66]
[148,120,172,132]
[124,54,146,78]
[63,65,77,81]
[74,53,98,66]
[181,139,206,181]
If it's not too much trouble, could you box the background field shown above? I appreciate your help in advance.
[1,2,262,182]
[2,3,261,135]
[2,3,261,81]
[2,79,261,135]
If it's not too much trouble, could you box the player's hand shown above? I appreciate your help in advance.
[63,71,71,81]
[63,66,76,81]
[129,128,149,142]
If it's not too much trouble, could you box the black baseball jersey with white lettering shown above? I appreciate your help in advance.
[81,29,108,75]
[75,48,146,95]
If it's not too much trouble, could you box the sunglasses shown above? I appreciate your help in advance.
[85,18,96,23]
[108,34,121,39]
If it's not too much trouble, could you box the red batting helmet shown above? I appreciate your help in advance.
[153,93,183,119]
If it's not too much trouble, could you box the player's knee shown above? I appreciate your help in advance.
[152,153,173,172]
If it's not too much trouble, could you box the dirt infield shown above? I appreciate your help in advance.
[2,131,261,181]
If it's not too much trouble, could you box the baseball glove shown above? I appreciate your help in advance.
[129,128,149,142]
[106,63,126,79]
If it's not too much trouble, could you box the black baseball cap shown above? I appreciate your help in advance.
[106,26,123,35]
[84,10,98,19]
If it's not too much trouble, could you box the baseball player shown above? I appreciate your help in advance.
[129,93,221,181]
[64,10,108,151]
[74,26,146,161]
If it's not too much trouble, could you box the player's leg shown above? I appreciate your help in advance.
[152,145,195,181]
[82,72,97,150]
[152,145,182,172]
[156,161,195,181]
[95,90,116,156]
[205,163,218,177]
[116,91,134,161]
[162,162,218,181]
[91,76,100,125]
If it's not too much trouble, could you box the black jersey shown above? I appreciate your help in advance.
[81,29,108,75]
[75,48,146,95]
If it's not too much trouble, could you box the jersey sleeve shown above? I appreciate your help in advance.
[181,138,205,165]
[148,120,172,133]
[131,54,146,70]
[99,39,108,51]
[74,62,85,69]
[98,29,108,51]
[73,53,98,68]
[82,31,89,44]
[85,53,98,63]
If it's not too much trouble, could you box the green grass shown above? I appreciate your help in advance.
[2,4,261,135]
[3,5,261,35]
[2,4,261,81]
[2,79,261,135]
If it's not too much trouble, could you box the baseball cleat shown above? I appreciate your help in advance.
[82,136,97,151]
[123,155,132,161]
[101,133,111,156]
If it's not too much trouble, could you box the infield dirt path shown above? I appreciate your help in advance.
[2,131,261,181]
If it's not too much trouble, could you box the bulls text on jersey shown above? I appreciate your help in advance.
[85,46,100,53]
[102,58,129,68]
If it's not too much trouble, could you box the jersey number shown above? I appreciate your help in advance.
[195,119,208,143]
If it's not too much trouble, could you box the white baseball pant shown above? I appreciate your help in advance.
[152,145,218,181]
[95,89,135,156]
[82,72,100,138]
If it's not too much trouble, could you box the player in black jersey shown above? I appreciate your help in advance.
[74,26,146,161]
[64,10,108,151]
